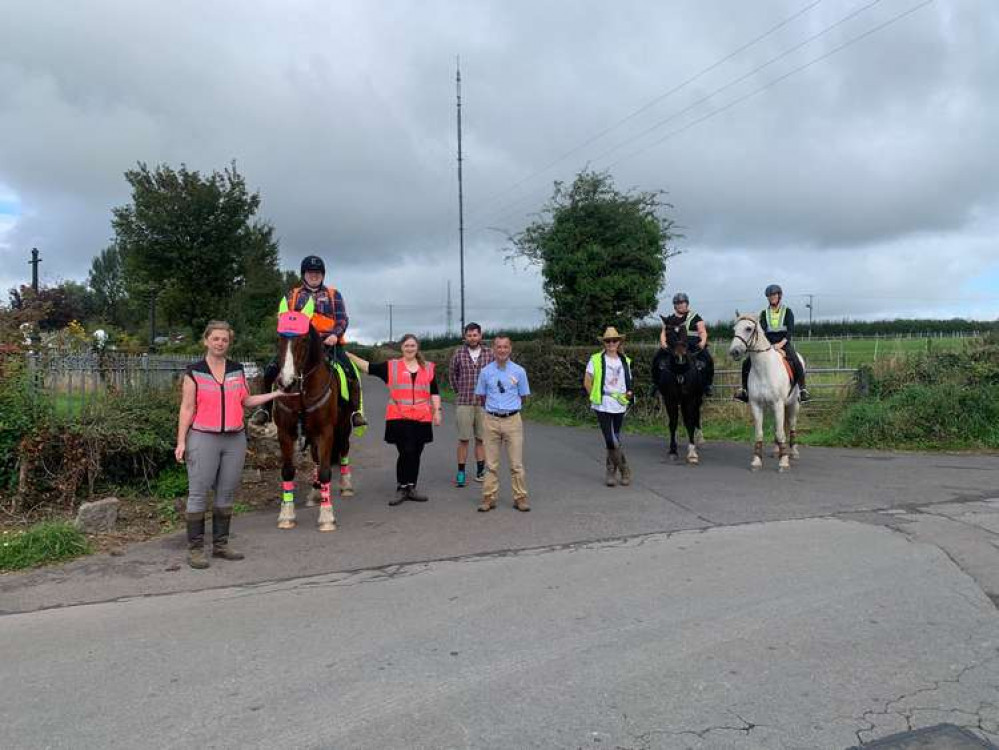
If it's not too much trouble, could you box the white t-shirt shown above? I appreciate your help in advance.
[468,347,482,363]
[586,354,628,413]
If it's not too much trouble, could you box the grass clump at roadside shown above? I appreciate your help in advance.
[830,384,999,451]
[0,522,92,572]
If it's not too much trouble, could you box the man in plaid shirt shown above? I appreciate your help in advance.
[448,322,494,486]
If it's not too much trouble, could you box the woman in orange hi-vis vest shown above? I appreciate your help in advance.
[348,334,442,506]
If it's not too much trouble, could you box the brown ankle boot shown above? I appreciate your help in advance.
[186,513,209,569]
[211,508,244,561]
[618,449,632,486]
[605,449,618,487]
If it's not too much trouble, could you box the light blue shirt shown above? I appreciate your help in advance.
[475,360,530,413]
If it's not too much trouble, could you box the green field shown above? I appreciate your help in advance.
[792,335,975,368]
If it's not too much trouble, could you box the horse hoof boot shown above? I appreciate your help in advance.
[317,505,337,532]
[339,474,355,497]
[277,502,297,529]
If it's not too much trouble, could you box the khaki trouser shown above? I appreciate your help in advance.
[482,413,528,501]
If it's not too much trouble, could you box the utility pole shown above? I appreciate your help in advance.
[804,294,814,338]
[387,303,394,342]
[456,57,466,332]
[446,280,453,335]
[28,248,41,292]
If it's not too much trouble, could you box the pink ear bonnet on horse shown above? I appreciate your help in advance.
[277,297,315,337]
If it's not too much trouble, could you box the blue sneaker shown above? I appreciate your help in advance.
[455,470,466,487]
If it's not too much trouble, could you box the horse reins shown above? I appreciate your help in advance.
[733,319,773,354]
[274,351,335,416]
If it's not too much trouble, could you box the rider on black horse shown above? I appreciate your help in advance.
[659,292,715,397]
[733,284,810,403]
[254,255,367,428]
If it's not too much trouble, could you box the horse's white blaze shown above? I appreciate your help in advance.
[279,342,296,388]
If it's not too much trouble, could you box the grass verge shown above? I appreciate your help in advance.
[0,521,92,572]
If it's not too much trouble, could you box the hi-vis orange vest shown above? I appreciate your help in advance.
[385,359,435,423]
[290,286,344,340]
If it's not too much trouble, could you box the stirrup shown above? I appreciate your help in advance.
[350,411,367,427]
[733,388,749,403]
[798,388,811,402]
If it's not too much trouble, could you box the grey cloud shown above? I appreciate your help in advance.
[1,0,997,330]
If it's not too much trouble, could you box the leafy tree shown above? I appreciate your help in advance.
[88,245,127,325]
[511,169,679,344]
[111,162,280,334]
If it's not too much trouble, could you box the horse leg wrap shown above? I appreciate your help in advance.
[777,442,789,459]
[317,482,336,532]
[753,441,764,459]
[789,430,797,449]
[278,481,297,529]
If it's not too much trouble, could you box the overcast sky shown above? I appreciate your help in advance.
[1,0,996,342]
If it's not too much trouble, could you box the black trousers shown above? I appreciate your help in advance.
[396,443,425,486]
[741,342,805,388]
[596,410,625,449]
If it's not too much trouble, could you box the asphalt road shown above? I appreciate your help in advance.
[2,379,998,749]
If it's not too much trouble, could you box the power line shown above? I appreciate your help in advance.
[469,0,885,232]
[466,0,825,218]
[470,0,928,235]
[606,0,934,170]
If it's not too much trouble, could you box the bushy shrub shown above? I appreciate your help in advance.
[832,384,999,449]
[0,357,50,490]
[16,388,178,508]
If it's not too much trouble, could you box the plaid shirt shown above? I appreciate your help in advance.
[449,345,494,405]
[289,285,349,337]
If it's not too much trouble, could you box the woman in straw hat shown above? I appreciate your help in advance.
[582,327,635,486]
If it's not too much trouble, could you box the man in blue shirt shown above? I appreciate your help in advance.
[474,335,531,512]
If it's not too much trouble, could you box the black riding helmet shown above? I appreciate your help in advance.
[765,284,782,297]
[672,292,689,305]
[301,255,326,278]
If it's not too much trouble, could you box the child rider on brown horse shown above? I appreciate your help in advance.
[255,254,366,428]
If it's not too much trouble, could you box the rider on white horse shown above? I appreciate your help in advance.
[733,284,810,403]
[660,292,715,397]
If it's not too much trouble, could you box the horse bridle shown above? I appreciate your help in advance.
[274,344,335,416]
[733,318,773,354]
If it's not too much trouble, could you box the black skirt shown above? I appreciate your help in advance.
[385,418,434,447]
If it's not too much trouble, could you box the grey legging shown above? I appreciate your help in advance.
[184,429,247,513]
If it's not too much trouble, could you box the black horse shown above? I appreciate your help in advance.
[652,323,706,464]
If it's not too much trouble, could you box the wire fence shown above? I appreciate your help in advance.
[22,352,261,418]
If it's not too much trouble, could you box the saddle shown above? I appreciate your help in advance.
[776,350,800,387]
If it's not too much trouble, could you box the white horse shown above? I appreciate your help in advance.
[728,315,802,472]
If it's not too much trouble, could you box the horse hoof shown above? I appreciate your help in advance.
[669,453,679,462]
[305,489,320,507]
[687,457,699,466]
[791,448,801,460]
[340,488,355,498]
[277,519,296,530]
[318,522,337,532]
[778,461,790,473]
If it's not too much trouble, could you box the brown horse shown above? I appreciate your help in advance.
[272,318,352,532]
